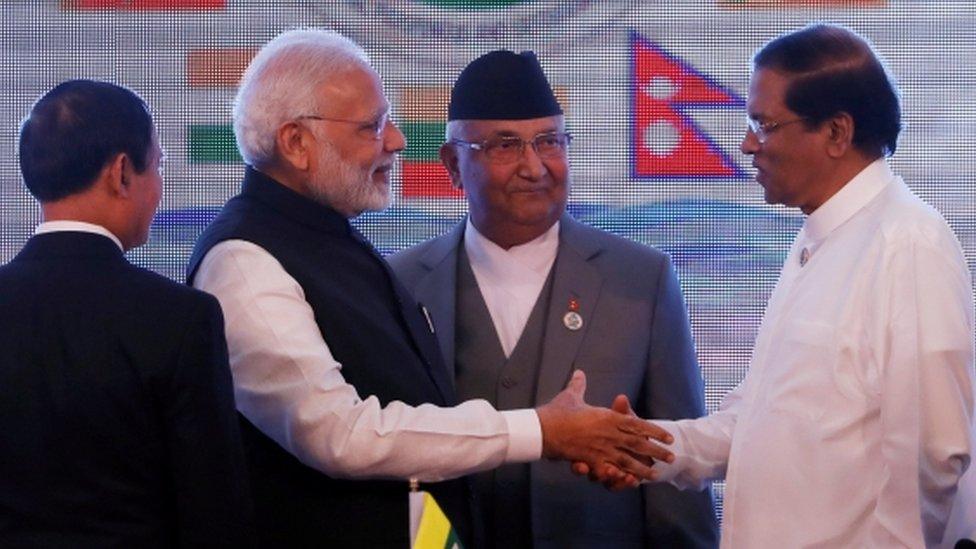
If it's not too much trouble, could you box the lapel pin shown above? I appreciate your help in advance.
[799,247,810,267]
[563,297,583,331]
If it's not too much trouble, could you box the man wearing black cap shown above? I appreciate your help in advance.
[189,29,677,548]
[390,50,718,548]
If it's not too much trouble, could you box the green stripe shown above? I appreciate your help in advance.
[401,121,446,162]
[188,125,241,163]
[445,527,463,549]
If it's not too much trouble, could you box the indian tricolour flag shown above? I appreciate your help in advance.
[398,87,463,199]
[409,479,463,549]
[184,48,257,164]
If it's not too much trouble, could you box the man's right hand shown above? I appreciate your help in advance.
[535,370,673,485]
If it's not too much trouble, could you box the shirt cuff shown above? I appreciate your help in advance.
[644,419,680,483]
[501,409,543,463]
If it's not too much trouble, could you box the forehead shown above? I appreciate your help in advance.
[462,115,564,138]
[746,68,795,119]
[317,63,388,115]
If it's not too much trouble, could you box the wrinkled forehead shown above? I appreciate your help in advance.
[459,115,564,138]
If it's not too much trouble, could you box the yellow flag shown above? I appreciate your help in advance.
[409,480,463,549]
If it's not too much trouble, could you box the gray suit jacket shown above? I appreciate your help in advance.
[389,213,718,548]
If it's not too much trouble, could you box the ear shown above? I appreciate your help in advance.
[439,142,463,190]
[103,153,130,198]
[275,121,313,171]
[824,112,855,159]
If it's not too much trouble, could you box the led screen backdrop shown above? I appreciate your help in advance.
[1,0,974,518]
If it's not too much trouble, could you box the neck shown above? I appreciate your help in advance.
[40,198,129,250]
[802,153,879,215]
[41,199,111,230]
[255,163,308,198]
[253,164,355,219]
[472,218,557,250]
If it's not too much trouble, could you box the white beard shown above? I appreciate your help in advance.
[308,140,391,217]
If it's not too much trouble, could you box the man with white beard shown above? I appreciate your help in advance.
[187,29,676,548]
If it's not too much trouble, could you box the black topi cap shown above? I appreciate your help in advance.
[448,50,562,121]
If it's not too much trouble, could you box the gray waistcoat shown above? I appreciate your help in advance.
[454,247,556,548]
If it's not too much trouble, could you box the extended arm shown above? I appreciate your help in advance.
[194,240,673,482]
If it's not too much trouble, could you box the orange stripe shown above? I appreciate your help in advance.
[187,48,258,88]
[399,86,570,121]
[399,87,451,121]
[401,162,463,199]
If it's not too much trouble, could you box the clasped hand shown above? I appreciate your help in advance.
[535,370,672,490]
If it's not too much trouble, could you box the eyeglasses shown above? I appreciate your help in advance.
[745,116,809,144]
[450,131,573,164]
[296,112,390,140]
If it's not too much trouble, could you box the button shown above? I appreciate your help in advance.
[501,376,517,389]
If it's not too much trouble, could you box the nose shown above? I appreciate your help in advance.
[517,141,548,180]
[740,129,759,156]
[384,119,406,153]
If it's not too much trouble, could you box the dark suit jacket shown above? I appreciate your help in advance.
[390,214,719,548]
[0,231,253,548]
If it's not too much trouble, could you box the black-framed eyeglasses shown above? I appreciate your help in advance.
[450,131,573,163]
[296,112,390,141]
[745,116,809,144]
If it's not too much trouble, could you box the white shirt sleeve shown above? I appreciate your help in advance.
[651,372,751,491]
[878,233,974,546]
[192,239,542,482]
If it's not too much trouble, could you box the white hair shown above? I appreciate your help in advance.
[233,28,371,167]
[444,120,468,141]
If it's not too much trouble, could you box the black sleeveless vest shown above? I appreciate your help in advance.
[187,167,472,548]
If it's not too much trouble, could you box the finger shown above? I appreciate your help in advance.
[611,452,658,482]
[605,473,640,492]
[596,462,626,481]
[616,417,674,445]
[564,369,587,399]
[611,394,633,416]
[571,461,590,477]
[615,434,674,464]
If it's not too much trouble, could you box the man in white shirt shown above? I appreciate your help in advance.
[598,23,975,548]
[389,50,718,548]
[187,29,675,547]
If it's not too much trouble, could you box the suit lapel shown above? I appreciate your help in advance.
[413,221,465,387]
[534,215,605,403]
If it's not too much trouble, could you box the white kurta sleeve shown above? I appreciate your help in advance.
[873,231,975,547]
[652,372,753,490]
[193,240,543,482]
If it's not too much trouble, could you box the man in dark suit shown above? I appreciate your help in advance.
[389,51,718,548]
[0,80,253,547]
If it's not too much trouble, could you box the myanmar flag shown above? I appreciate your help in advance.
[409,483,463,549]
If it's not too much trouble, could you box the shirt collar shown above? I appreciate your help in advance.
[804,158,894,244]
[35,220,124,251]
[463,218,560,278]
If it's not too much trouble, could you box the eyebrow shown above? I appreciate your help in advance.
[370,103,391,119]
[489,127,561,138]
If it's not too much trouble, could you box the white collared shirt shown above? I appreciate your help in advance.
[655,160,975,548]
[35,220,123,251]
[463,219,560,357]
[193,239,542,482]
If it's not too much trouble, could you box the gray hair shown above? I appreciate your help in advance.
[233,28,370,167]
[444,120,467,141]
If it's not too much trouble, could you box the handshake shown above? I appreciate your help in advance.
[535,370,673,490]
